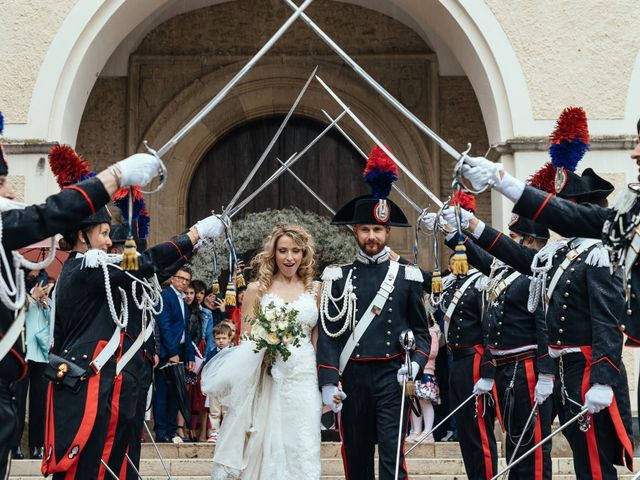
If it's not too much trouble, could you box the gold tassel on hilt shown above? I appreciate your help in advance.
[225,277,237,307]
[210,281,220,295]
[451,243,469,276]
[235,266,246,288]
[431,268,443,294]
[405,379,416,397]
[121,237,139,270]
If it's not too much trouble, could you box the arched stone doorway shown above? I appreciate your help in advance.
[187,115,366,225]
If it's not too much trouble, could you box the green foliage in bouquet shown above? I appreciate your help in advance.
[190,208,357,284]
[249,301,305,369]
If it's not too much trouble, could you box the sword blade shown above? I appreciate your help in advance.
[320,109,424,214]
[406,392,476,455]
[491,407,589,480]
[143,420,174,480]
[101,460,120,480]
[503,400,539,477]
[283,0,463,161]
[156,0,315,158]
[316,76,444,209]
[229,108,349,218]
[125,453,144,480]
[394,377,408,480]
[223,66,319,215]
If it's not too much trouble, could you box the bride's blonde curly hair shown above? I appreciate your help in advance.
[251,224,316,298]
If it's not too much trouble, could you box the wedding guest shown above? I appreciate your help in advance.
[188,280,211,442]
[408,322,442,443]
[206,323,233,443]
[204,291,228,361]
[154,266,196,444]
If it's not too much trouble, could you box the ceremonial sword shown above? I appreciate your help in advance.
[222,66,318,216]
[144,420,174,480]
[491,407,589,480]
[283,0,471,165]
[499,401,539,480]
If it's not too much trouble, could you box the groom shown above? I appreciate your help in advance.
[317,147,431,480]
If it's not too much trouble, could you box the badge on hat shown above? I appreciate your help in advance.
[373,199,390,223]
[554,167,568,194]
[508,213,519,227]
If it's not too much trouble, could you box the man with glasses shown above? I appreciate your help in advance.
[154,266,196,443]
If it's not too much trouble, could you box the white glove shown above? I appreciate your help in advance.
[322,385,347,413]
[116,153,162,187]
[460,157,525,203]
[441,206,475,231]
[397,361,420,385]
[585,384,613,414]
[420,213,438,233]
[473,378,494,395]
[195,215,226,240]
[534,373,554,404]
[460,157,503,191]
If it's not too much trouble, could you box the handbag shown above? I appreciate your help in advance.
[44,354,89,393]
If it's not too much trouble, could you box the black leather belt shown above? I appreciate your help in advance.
[449,345,480,360]
[492,349,536,367]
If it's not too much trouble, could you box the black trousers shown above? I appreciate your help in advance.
[0,378,19,480]
[28,361,48,450]
[340,358,408,480]
[450,352,497,480]
[554,352,634,480]
[493,356,552,480]
[127,357,154,480]
[102,354,144,477]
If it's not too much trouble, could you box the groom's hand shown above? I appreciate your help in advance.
[322,384,347,413]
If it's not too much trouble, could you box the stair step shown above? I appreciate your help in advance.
[10,457,638,477]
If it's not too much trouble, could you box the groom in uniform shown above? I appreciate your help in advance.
[317,146,431,480]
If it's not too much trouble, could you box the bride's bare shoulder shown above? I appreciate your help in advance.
[246,281,260,294]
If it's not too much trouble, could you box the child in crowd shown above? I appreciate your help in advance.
[407,321,442,443]
[206,323,233,443]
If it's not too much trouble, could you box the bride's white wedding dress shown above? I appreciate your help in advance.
[200,290,322,480]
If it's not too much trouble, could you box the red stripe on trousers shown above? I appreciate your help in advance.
[338,412,348,480]
[492,382,504,432]
[98,373,124,479]
[523,358,543,480]
[41,340,108,476]
[473,351,495,478]
[579,348,603,480]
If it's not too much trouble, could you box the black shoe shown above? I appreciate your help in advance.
[155,435,171,443]
[31,447,44,459]
[12,446,24,460]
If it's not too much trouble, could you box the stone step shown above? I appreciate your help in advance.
[10,457,639,477]
[138,441,474,459]
[9,476,640,480]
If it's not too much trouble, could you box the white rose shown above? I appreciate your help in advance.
[265,308,277,322]
[282,333,293,345]
[276,320,287,331]
[266,332,281,345]
[252,325,268,341]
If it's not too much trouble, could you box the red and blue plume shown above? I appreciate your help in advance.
[113,185,145,225]
[137,208,150,240]
[363,145,398,200]
[549,106,590,173]
[48,145,95,188]
[450,190,477,213]
[528,163,556,194]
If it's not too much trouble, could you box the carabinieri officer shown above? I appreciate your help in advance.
[316,146,430,480]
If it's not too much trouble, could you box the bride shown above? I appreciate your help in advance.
[201,224,324,479]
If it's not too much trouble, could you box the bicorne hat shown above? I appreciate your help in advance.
[508,214,549,240]
[331,146,410,227]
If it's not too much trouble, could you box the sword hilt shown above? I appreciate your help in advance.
[452,143,493,195]
[140,140,168,194]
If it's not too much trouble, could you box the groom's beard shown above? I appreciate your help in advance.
[357,239,386,256]
[0,196,26,212]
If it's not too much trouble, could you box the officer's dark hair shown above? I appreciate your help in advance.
[59,225,97,251]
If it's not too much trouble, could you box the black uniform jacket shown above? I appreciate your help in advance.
[53,234,194,358]
[474,224,625,387]
[0,177,110,382]
[317,259,431,387]
[453,236,554,375]
[512,184,640,346]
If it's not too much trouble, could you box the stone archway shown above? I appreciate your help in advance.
[135,58,436,254]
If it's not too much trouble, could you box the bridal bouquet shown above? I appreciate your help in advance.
[249,301,305,369]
